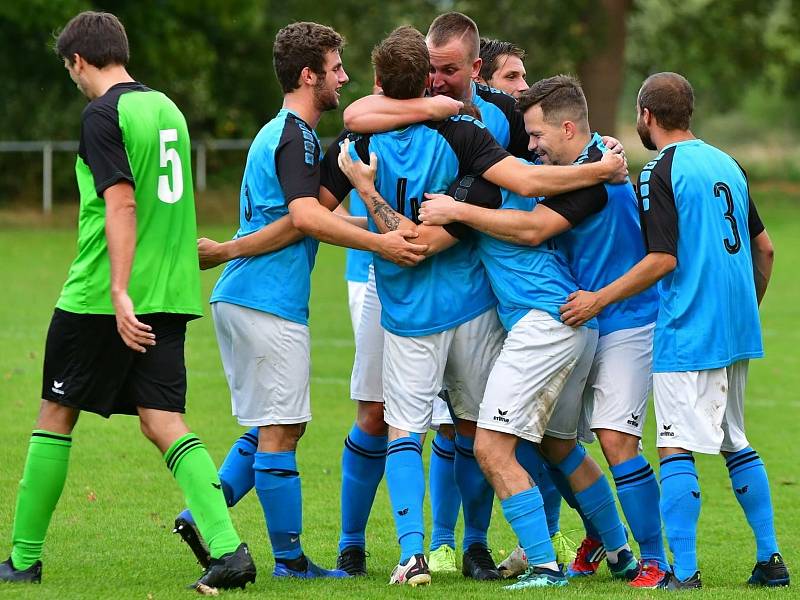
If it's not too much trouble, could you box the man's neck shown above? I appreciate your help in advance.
[655,128,695,152]
[282,92,321,129]
[88,65,134,99]
[563,131,593,164]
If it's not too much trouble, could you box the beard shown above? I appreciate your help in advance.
[636,116,657,151]
[313,79,339,112]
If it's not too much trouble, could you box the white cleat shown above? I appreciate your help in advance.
[389,554,431,587]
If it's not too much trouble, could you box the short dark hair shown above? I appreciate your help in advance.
[427,12,480,60]
[638,72,694,130]
[273,22,344,94]
[479,38,525,81]
[372,26,429,100]
[55,11,129,68]
[518,74,588,130]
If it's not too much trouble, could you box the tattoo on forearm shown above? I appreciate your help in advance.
[369,193,401,231]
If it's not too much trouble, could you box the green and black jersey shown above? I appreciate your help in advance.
[57,81,202,317]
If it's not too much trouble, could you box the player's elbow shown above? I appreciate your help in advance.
[655,253,677,275]
[753,233,775,265]
[289,208,318,237]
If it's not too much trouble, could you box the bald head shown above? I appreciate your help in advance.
[637,72,694,131]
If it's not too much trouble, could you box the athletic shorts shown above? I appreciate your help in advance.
[479,309,593,443]
[350,265,384,403]
[212,302,311,427]
[383,308,504,434]
[582,323,654,438]
[347,279,368,335]
[431,392,455,429]
[41,308,190,418]
[653,360,749,454]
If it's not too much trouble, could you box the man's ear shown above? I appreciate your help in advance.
[563,120,577,140]
[299,65,316,87]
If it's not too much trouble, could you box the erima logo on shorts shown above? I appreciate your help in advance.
[51,380,65,395]
[659,423,675,437]
[627,412,641,427]
[493,409,510,424]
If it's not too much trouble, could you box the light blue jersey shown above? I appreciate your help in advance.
[344,191,372,283]
[638,139,764,372]
[211,109,321,325]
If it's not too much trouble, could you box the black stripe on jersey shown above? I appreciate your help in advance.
[473,83,529,158]
[276,112,322,204]
[637,145,678,256]
[423,116,509,179]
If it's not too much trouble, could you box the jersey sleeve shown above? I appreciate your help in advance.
[637,166,678,256]
[80,105,134,197]
[319,131,372,203]
[747,197,765,239]
[439,118,510,176]
[540,184,608,226]
[505,104,531,159]
[274,118,321,204]
[442,174,503,240]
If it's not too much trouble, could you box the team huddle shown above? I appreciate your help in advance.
[0,8,790,595]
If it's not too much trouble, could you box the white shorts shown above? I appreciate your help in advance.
[383,308,504,434]
[478,309,593,443]
[347,279,368,335]
[653,360,749,454]
[582,323,654,438]
[212,302,311,426]
[431,393,454,429]
[350,265,384,403]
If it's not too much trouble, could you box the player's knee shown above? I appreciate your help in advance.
[437,423,455,440]
[597,429,640,466]
[36,399,79,434]
[356,402,387,435]
[539,436,576,465]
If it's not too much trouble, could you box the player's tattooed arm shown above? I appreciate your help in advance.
[368,193,403,232]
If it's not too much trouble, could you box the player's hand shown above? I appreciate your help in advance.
[600,150,628,183]
[338,138,377,193]
[419,193,459,225]
[197,237,232,270]
[601,135,625,155]
[376,229,428,267]
[559,289,604,327]
[111,290,155,353]
[427,95,464,120]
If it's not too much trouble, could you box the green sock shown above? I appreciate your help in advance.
[165,433,241,558]
[10,430,72,570]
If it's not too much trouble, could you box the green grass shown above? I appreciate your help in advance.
[1,189,799,599]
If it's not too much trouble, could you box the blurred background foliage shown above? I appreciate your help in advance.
[1,0,799,205]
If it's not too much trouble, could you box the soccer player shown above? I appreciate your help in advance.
[421,75,666,585]
[321,26,627,586]
[0,11,257,590]
[476,38,528,98]
[559,72,788,590]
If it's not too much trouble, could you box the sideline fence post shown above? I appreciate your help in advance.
[196,142,207,192]
[43,142,53,214]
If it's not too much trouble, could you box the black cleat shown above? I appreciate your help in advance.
[656,569,702,590]
[188,543,257,591]
[461,543,501,581]
[0,558,42,584]
[336,546,367,576]
[748,553,790,587]
[174,509,211,568]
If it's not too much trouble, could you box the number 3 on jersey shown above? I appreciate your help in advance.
[714,181,741,254]
[158,128,184,203]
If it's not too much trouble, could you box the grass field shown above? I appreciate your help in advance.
[0,186,798,599]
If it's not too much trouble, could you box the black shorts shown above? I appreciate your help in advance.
[41,309,191,418]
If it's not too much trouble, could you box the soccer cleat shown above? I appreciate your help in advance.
[0,558,42,584]
[498,546,527,579]
[462,543,501,580]
[566,536,604,577]
[273,554,349,579]
[503,565,568,590]
[174,509,211,568]
[629,559,668,588]
[428,544,458,573]
[608,548,639,580]
[656,570,702,590]
[748,553,790,587]
[551,531,578,566]
[336,546,367,577]
[188,543,256,591]
[390,554,431,586]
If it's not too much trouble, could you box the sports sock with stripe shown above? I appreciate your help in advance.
[454,433,493,551]
[611,454,667,569]
[659,453,700,580]
[429,431,460,551]
[253,450,303,561]
[545,461,601,540]
[726,447,779,562]
[385,437,425,563]
[165,433,241,559]
[217,427,258,507]
[501,486,558,570]
[516,440,562,536]
[10,430,72,570]
[339,423,387,552]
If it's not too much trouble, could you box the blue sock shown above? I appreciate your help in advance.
[501,487,556,567]
[516,441,562,536]
[454,433,493,550]
[429,432,460,551]
[253,451,303,561]
[385,437,425,563]
[659,453,700,581]
[218,428,258,506]
[611,455,667,569]
[558,446,627,553]
[726,447,779,562]
[546,456,600,540]
[339,423,387,552]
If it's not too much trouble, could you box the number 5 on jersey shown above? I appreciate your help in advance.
[158,128,184,203]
